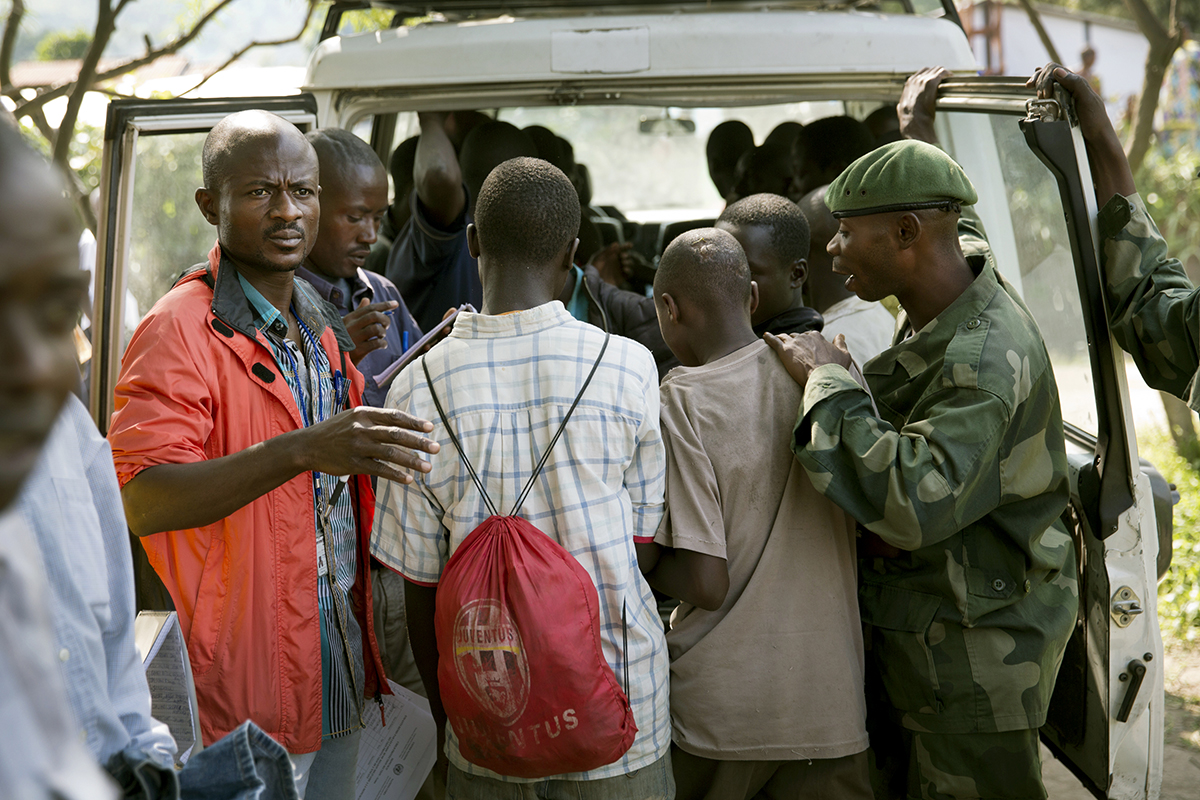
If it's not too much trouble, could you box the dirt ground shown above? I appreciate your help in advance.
[1041,645,1200,799]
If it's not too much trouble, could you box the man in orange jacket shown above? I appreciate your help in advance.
[108,110,440,798]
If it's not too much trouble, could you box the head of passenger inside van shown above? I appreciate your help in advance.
[652,227,757,369]
[444,109,491,153]
[388,135,419,230]
[459,121,539,217]
[716,193,811,331]
[305,128,389,280]
[864,105,902,147]
[797,184,849,315]
[730,142,795,204]
[764,120,803,151]
[790,115,875,200]
[0,122,88,510]
[197,110,320,275]
[706,120,755,200]
[523,125,570,172]
[467,157,580,314]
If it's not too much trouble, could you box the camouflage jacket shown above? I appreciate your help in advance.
[1100,192,1200,412]
[792,245,1078,735]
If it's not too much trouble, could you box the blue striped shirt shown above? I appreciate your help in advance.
[243,275,364,739]
[372,301,669,782]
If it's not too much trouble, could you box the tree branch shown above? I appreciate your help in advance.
[0,0,25,93]
[53,0,117,165]
[1016,0,1062,66]
[12,0,239,123]
[180,1,318,98]
[1123,0,1171,48]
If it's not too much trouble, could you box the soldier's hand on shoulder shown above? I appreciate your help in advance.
[764,331,851,386]
[303,407,439,484]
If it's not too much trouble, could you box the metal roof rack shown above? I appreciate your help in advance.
[319,0,962,40]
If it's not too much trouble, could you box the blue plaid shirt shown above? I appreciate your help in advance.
[372,301,670,782]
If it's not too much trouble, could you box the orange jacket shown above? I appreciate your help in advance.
[109,244,388,753]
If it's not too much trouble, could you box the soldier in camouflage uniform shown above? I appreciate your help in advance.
[765,140,1079,800]
[1029,62,1200,411]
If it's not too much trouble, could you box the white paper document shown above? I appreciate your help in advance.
[355,680,437,800]
[134,611,200,766]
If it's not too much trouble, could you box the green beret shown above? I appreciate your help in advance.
[824,139,978,218]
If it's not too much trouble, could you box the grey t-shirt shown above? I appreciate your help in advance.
[655,340,868,761]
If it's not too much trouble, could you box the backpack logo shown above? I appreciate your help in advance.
[453,598,530,725]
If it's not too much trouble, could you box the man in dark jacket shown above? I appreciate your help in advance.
[716,193,824,338]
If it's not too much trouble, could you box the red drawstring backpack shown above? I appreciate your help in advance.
[421,333,637,779]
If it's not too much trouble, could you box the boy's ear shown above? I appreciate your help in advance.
[562,237,580,271]
[466,223,481,259]
[195,187,218,226]
[749,280,760,317]
[790,258,807,290]
[662,292,681,323]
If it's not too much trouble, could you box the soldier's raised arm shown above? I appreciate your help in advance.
[1030,63,1200,410]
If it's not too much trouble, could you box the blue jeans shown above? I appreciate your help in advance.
[288,729,362,800]
[179,720,299,800]
[446,752,675,800]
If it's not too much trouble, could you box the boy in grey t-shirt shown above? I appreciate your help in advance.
[637,228,870,800]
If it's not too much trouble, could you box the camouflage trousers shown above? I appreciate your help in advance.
[866,652,1046,800]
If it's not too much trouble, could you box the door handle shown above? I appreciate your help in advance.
[1115,659,1147,723]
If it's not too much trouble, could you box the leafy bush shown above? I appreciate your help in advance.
[1144,429,1200,644]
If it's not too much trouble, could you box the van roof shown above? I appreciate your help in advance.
[304,8,977,103]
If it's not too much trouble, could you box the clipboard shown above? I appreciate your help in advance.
[373,303,475,389]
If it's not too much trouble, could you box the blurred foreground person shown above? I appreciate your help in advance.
[1030,62,1200,412]
[109,110,439,798]
[767,140,1077,800]
[0,116,118,800]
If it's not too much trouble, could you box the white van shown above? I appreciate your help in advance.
[90,3,1169,797]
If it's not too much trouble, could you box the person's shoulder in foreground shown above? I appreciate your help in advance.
[0,118,119,800]
[641,229,869,797]
[372,156,669,788]
[18,394,177,771]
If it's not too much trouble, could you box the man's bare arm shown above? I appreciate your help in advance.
[638,542,729,611]
[122,407,438,536]
[405,581,449,782]
[1027,63,1136,203]
[414,112,467,228]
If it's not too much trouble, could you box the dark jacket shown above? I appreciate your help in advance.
[580,265,679,379]
[753,305,824,338]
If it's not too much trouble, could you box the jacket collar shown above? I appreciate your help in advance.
[205,243,356,352]
[864,253,997,379]
[752,304,824,338]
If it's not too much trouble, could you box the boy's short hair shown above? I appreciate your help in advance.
[655,227,750,310]
[305,127,384,176]
[473,156,580,267]
[718,193,811,268]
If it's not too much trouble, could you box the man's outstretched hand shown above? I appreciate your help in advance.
[764,331,852,387]
[299,407,440,485]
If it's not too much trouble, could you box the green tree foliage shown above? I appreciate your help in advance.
[1034,0,1200,31]
[1143,430,1200,644]
[34,29,91,61]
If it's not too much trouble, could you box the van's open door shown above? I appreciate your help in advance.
[90,95,319,433]
[934,78,1164,800]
